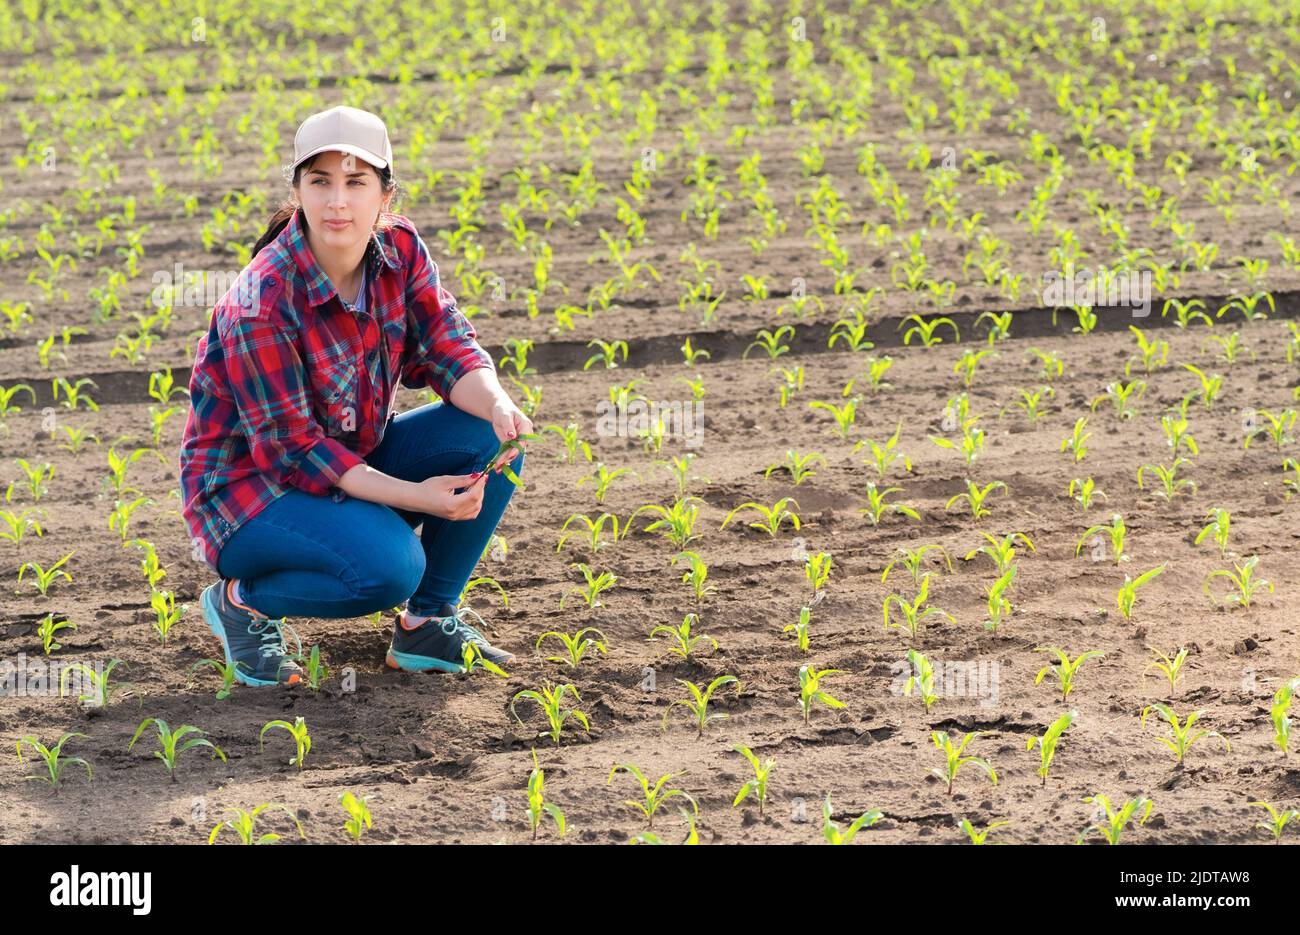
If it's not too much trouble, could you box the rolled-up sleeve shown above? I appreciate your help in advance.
[221,316,365,496]
[399,226,495,403]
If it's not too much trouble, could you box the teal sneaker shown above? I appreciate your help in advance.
[200,579,304,686]
[385,602,516,673]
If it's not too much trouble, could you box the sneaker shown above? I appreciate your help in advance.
[385,602,516,673]
[200,579,304,687]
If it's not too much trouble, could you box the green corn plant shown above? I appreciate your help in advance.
[296,644,330,689]
[808,397,859,439]
[523,749,566,841]
[805,550,832,602]
[858,482,921,526]
[721,497,801,536]
[929,730,997,796]
[607,764,697,829]
[821,793,882,844]
[1203,555,1273,609]
[784,605,813,652]
[854,421,912,478]
[982,566,1017,630]
[883,574,955,639]
[1067,477,1107,511]
[1090,379,1146,420]
[1117,564,1167,620]
[461,641,509,678]
[583,338,629,370]
[1035,649,1104,702]
[763,449,826,485]
[629,496,704,549]
[1060,416,1091,462]
[16,732,93,789]
[1137,457,1196,501]
[671,550,716,611]
[535,627,607,669]
[882,544,953,587]
[1125,325,1169,375]
[1144,645,1190,696]
[1027,347,1065,383]
[556,512,622,554]
[127,718,226,782]
[1000,385,1054,425]
[148,587,185,645]
[188,658,240,701]
[560,562,618,610]
[960,818,1011,844]
[775,364,804,407]
[731,744,775,816]
[663,674,739,735]
[648,612,717,662]
[743,325,795,361]
[1076,794,1153,845]
[0,506,45,546]
[1026,711,1078,787]
[953,348,993,388]
[339,791,374,843]
[12,458,54,501]
[1268,678,1300,756]
[902,648,939,711]
[1162,297,1211,328]
[259,716,312,770]
[51,377,99,412]
[929,417,986,471]
[654,453,707,497]
[1202,331,1254,368]
[1193,508,1231,558]
[946,479,1008,520]
[964,531,1035,574]
[208,804,305,845]
[36,612,75,654]
[1140,703,1230,764]
[1284,458,1300,499]
[511,681,591,745]
[797,665,846,724]
[1076,514,1129,565]
[680,336,710,366]
[1250,801,1299,843]
[975,310,1013,345]
[899,313,959,348]
[576,462,633,504]
[630,808,700,845]
[541,422,593,465]
[1181,363,1223,409]
[852,355,895,395]
[16,551,75,597]
[59,659,131,709]
[1217,291,1275,322]
[130,538,167,589]
[1244,408,1297,451]
[1159,411,1199,458]
[108,496,153,544]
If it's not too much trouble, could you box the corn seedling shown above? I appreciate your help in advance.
[731,744,775,816]
[1035,649,1104,702]
[929,417,986,471]
[960,818,1011,844]
[339,791,373,843]
[511,681,591,745]
[883,574,955,639]
[1144,646,1191,696]
[1181,363,1223,409]
[1244,408,1297,451]
[902,648,939,711]
[1203,555,1273,609]
[982,566,1017,630]
[964,531,1035,575]
[1269,678,1300,756]
[1076,794,1153,845]
[1026,710,1078,787]
[59,659,131,709]
[1249,801,1299,843]
[523,748,566,841]
[953,348,993,388]
[1159,412,1198,458]
[1137,458,1196,501]
[536,627,607,669]
[821,793,882,844]
[1193,508,1231,558]
[721,497,801,536]
[1067,477,1107,511]
[854,421,912,478]
[804,550,832,601]
[188,658,239,701]
[608,763,697,829]
[1090,379,1146,420]
[208,804,304,845]
[1060,416,1091,462]
[1126,326,1169,376]
[1076,514,1129,565]
[1000,385,1054,425]
[808,397,859,439]
[1117,564,1166,620]
[858,482,921,526]
[259,716,312,770]
[743,325,795,361]
[882,544,953,587]
[16,551,75,597]
[649,612,717,662]
[663,674,739,735]
[629,496,703,549]
[1140,702,1230,764]
[36,612,75,654]
[784,605,813,652]
[1162,297,1212,328]
[946,479,1008,520]
[900,313,959,348]
[127,718,226,782]
[576,462,633,504]
[763,449,826,485]
[560,562,618,610]
[556,512,622,553]
[929,730,997,796]
[16,732,92,789]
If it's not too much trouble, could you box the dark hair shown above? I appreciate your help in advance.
[251,151,401,259]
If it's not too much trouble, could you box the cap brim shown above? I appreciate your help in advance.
[291,143,388,172]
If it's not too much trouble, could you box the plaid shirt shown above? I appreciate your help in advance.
[178,207,495,574]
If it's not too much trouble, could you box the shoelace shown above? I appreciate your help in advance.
[249,617,303,661]
[433,605,491,646]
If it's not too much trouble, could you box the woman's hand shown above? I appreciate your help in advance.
[411,473,486,520]
[487,398,533,475]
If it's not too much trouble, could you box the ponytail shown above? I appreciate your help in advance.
[250,203,299,259]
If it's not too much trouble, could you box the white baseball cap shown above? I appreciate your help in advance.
[291,105,393,174]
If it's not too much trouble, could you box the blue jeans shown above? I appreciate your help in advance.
[215,402,523,620]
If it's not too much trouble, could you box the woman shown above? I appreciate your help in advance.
[178,105,531,685]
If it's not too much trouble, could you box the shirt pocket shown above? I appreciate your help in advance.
[312,359,360,438]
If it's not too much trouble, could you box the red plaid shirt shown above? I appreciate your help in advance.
[178,207,495,574]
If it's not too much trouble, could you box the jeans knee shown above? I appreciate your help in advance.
[360,535,425,608]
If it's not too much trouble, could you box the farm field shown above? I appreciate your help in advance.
[2,0,1300,847]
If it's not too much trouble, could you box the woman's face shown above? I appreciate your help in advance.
[294,149,392,254]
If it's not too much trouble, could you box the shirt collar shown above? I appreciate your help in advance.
[284,205,401,308]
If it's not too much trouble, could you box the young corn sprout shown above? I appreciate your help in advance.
[188,657,239,701]
[127,718,226,782]
[1144,646,1191,696]
[731,744,775,816]
[721,497,801,536]
[821,793,882,844]
[899,313,959,348]
[1067,477,1106,512]
[1203,555,1274,609]
[1140,703,1230,764]
[858,482,921,525]
[929,730,997,796]
[797,665,846,723]
[1269,678,1300,756]
[560,562,618,610]
[983,566,1017,630]
[16,732,92,789]
[1181,363,1223,409]
[663,675,739,735]
[671,550,715,612]
[259,716,311,770]
[883,574,955,639]
[511,681,591,745]
[964,531,1035,575]
[525,749,566,841]
[945,479,1008,520]
[804,550,832,602]
[882,544,953,587]
[953,348,994,388]
[1136,457,1196,501]
[607,763,697,829]
[960,818,1011,844]
[929,416,986,471]
[630,807,700,845]
[1076,514,1129,565]
[36,613,75,655]
[1034,648,1104,702]
[1060,416,1091,463]
[808,397,859,439]
[535,627,607,669]
[1243,408,1297,451]
[1117,564,1166,621]
[902,649,939,711]
[339,791,373,843]
[1193,508,1231,558]
[1026,711,1077,787]
[1076,794,1153,845]
[785,605,813,652]
[1090,379,1146,420]
[59,658,132,709]
[1159,411,1199,457]
[556,511,623,553]
[208,803,305,845]
[1000,385,1054,425]
[648,612,718,662]
[763,449,826,485]
[1250,801,1299,843]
